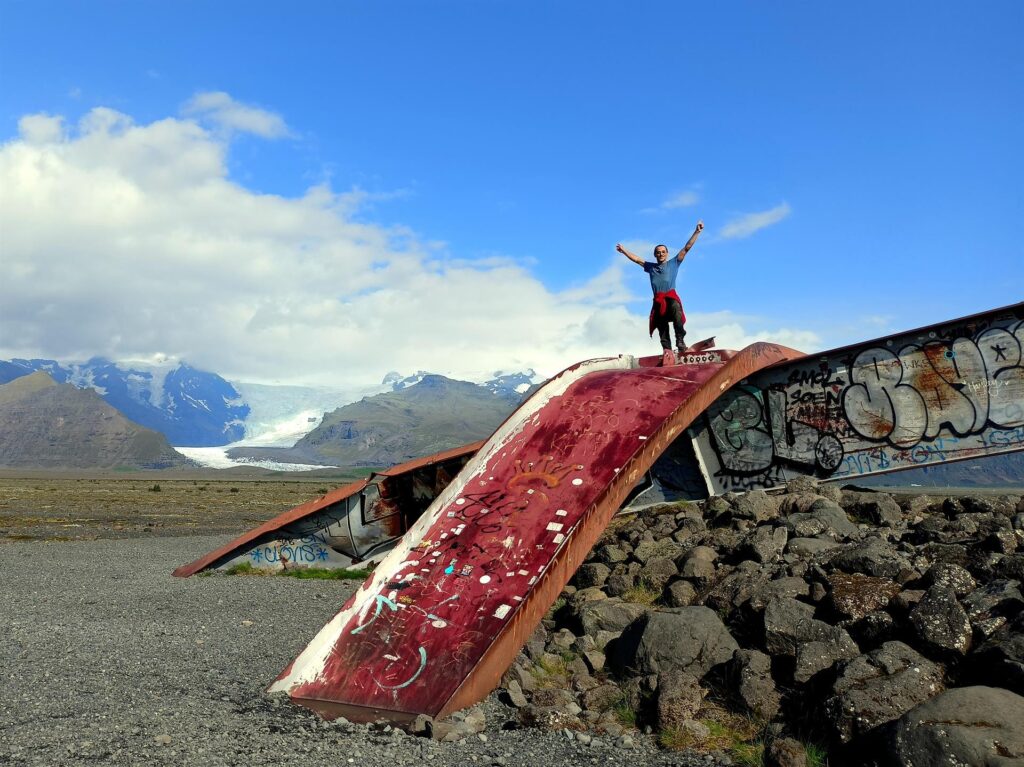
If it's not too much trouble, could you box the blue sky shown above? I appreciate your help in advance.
[1,2,1021,385]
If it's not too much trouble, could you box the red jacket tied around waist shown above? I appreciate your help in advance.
[649,290,685,336]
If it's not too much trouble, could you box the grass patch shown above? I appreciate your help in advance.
[532,654,572,690]
[658,725,695,751]
[658,703,766,763]
[222,561,373,580]
[622,580,662,605]
[612,696,637,728]
[805,742,829,767]
[278,566,373,581]
[223,561,264,576]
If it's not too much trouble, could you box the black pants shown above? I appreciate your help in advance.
[654,298,686,352]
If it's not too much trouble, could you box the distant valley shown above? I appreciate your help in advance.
[227,374,521,467]
[0,357,538,470]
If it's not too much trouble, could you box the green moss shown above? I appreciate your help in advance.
[221,561,373,580]
[223,561,261,576]
[278,566,373,581]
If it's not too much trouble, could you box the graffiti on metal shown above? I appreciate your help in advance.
[269,355,744,720]
[691,306,1024,493]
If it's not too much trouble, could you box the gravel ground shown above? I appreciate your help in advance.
[2,535,728,766]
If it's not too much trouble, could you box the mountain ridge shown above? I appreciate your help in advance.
[227,373,520,467]
[0,372,194,469]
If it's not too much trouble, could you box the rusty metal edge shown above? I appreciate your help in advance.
[375,440,486,477]
[436,342,804,718]
[172,441,485,578]
[286,696,420,727]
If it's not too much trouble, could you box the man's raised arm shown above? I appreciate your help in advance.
[616,243,645,266]
[676,220,705,262]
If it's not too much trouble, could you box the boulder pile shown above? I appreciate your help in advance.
[495,478,1024,766]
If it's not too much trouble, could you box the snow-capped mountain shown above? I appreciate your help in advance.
[3,357,249,447]
[481,369,540,398]
[382,368,542,398]
[0,357,544,463]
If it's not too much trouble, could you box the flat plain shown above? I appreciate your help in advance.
[0,472,362,542]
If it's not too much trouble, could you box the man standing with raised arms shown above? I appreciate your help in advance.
[617,220,704,362]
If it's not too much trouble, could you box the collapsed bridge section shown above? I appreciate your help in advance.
[265,344,800,724]
[175,302,1024,727]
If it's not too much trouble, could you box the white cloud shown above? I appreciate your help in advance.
[18,114,65,144]
[720,202,791,239]
[661,190,700,209]
[640,187,701,214]
[182,91,290,138]
[0,100,820,387]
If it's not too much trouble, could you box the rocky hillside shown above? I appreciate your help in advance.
[228,374,519,467]
[0,373,193,469]
[2,357,249,446]
[482,478,1024,766]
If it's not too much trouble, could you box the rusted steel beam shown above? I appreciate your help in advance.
[172,441,484,577]
[269,344,801,724]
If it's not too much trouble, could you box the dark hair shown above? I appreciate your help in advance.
[654,244,668,254]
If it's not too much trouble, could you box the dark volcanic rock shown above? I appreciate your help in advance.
[785,499,859,540]
[664,579,697,608]
[827,572,902,621]
[574,562,611,588]
[920,562,976,596]
[638,557,678,590]
[966,629,1024,696]
[763,597,859,659]
[828,537,912,580]
[885,686,1024,766]
[731,489,780,523]
[575,598,648,637]
[842,490,903,527]
[730,649,781,720]
[746,525,789,563]
[654,670,706,729]
[765,737,808,767]
[962,579,1024,640]
[613,607,739,679]
[824,641,944,743]
[909,585,972,657]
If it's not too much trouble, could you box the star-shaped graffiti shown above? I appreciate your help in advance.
[991,343,1008,361]
[316,548,329,561]
[250,549,263,562]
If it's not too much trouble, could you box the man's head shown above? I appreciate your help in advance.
[653,244,669,263]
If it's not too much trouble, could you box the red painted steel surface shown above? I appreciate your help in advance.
[172,441,484,578]
[272,344,801,723]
